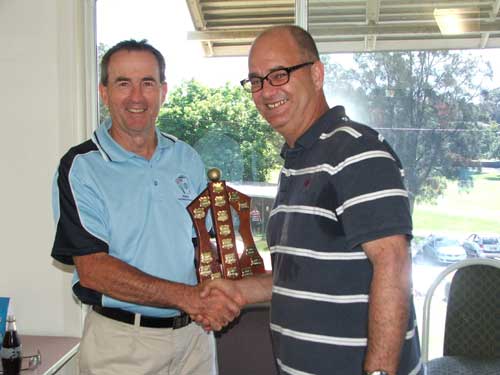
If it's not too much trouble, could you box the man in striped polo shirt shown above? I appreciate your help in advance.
[200,25,422,375]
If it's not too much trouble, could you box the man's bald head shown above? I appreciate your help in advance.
[250,25,320,62]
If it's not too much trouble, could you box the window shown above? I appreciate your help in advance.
[319,46,499,357]
[96,0,278,272]
[97,2,500,355]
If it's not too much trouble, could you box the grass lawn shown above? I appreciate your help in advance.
[413,170,500,235]
[254,236,270,253]
[246,169,498,243]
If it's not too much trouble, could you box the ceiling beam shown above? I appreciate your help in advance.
[186,0,500,57]
[204,17,294,28]
[364,35,377,50]
[480,32,490,47]
[188,28,267,42]
[188,20,500,42]
[200,0,293,7]
[491,0,500,20]
[186,0,206,29]
[295,0,308,29]
[370,1,492,11]
[207,36,500,57]
[316,37,500,54]
[202,7,293,17]
[366,0,381,24]
[312,20,500,36]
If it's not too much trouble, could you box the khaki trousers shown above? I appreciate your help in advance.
[79,310,218,375]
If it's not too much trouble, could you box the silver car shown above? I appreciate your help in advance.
[463,234,500,258]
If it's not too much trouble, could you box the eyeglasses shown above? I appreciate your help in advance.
[24,351,42,371]
[240,61,315,93]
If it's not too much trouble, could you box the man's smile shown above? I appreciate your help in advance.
[266,98,288,109]
[127,108,146,113]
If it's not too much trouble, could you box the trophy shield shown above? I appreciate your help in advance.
[187,168,266,282]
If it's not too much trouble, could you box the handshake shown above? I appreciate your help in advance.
[183,273,272,332]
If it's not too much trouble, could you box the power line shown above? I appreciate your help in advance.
[373,127,498,133]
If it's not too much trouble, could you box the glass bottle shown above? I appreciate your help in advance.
[1,315,21,375]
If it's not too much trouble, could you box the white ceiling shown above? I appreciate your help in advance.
[186,0,500,56]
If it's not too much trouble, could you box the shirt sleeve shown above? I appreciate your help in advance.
[333,130,413,250]
[51,154,109,265]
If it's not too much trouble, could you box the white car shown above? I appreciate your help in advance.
[422,236,467,264]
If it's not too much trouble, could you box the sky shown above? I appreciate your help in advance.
[96,0,248,89]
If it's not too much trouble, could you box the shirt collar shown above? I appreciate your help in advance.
[92,120,174,162]
[280,105,348,158]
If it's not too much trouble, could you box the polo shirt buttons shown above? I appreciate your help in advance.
[152,178,163,202]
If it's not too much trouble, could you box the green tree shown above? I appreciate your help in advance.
[158,80,281,181]
[477,88,500,159]
[323,51,494,208]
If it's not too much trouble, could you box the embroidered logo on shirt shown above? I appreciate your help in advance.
[175,175,192,200]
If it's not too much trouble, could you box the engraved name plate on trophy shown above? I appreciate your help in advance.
[187,168,266,282]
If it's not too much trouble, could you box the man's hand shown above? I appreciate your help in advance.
[200,278,247,304]
[191,279,247,331]
[182,282,244,331]
[192,274,273,331]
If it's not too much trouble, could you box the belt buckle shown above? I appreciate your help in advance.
[172,314,188,329]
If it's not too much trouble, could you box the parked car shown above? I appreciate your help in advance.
[422,235,467,264]
[463,234,500,258]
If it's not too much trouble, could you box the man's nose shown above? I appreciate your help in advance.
[260,78,278,96]
[130,84,144,100]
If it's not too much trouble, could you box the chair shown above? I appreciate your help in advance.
[421,258,500,374]
[215,302,278,375]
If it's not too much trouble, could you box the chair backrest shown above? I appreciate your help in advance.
[443,264,500,358]
[421,258,500,363]
[215,302,278,375]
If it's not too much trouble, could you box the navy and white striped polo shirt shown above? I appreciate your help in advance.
[267,106,422,375]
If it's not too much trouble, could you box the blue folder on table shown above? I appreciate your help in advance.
[0,297,11,339]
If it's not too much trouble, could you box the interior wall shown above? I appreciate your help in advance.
[0,0,95,336]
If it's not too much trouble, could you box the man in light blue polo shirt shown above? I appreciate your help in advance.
[51,39,242,375]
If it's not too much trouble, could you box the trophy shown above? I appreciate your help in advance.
[187,168,266,282]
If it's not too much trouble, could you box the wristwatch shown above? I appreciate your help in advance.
[363,371,389,375]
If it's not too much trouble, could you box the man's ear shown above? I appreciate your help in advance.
[160,82,168,104]
[311,60,325,91]
[99,83,109,107]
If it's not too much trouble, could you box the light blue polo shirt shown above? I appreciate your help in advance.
[52,121,207,317]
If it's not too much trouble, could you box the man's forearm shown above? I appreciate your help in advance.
[236,273,273,304]
[364,266,410,374]
[74,252,242,329]
[362,235,412,375]
[241,273,273,303]
[200,272,273,306]
[75,252,190,309]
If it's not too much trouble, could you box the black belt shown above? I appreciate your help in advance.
[93,306,191,329]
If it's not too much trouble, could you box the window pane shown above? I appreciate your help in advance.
[321,47,500,359]
[96,0,277,271]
